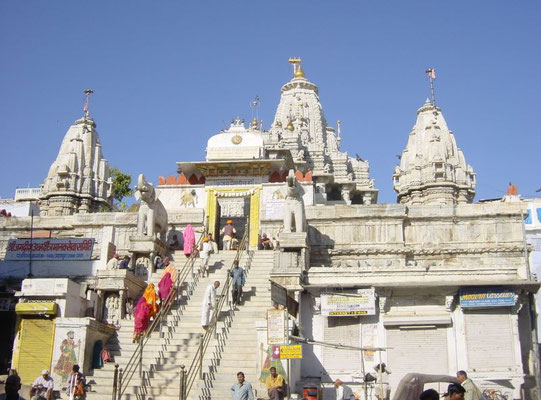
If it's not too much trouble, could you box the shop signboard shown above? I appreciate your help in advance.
[5,238,94,261]
[267,309,286,345]
[321,289,376,316]
[271,345,302,359]
[459,287,516,308]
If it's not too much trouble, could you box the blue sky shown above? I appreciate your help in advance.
[1,1,540,203]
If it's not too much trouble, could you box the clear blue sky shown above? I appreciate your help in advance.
[1,1,540,203]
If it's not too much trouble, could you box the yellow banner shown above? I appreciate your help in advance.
[280,345,302,359]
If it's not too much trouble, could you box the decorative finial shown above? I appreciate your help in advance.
[286,119,295,131]
[337,120,341,137]
[288,58,306,78]
[250,95,260,123]
[425,68,436,107]
[251,117,258,129]
[83,89,94,117]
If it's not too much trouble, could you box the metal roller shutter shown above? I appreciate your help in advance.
[17,318,55,384]
[323,316,361,372]
[386,327,449,392]
[464,309,515,370]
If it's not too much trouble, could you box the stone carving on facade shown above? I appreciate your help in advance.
[283,170,306,233]
[218,198,247,218]
[378,295,389,314]
[445,295,456,312]
[135,174,168,241]
[180,189,197,207]
[104,293,121,325]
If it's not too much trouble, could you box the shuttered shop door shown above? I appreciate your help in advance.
[17,318,55,384]
[464,310,515,370]
[386,327,449,391]
[323,316,360,372]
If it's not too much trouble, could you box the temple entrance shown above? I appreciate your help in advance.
[216,197,249,250]
[206,187,261,249]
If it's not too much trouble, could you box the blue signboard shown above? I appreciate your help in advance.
[459,287,515,308]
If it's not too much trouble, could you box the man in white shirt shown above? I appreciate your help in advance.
[201,281,220,328]
[200,237,213,277]
[106,253,119,270]
[30,370,54,400]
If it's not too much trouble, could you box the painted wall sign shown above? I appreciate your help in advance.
[5,238,94,260]
[459,287,516,308]
[206,176,261,186]
[321,289,376,317]
[267,309,286,345]
[279,345,302,359]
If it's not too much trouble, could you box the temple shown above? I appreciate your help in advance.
[0,60,538,400]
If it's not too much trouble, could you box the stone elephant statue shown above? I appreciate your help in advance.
[135,174,168,241]
[283,169,306,233]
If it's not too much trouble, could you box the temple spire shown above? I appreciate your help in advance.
[288,57,306,79]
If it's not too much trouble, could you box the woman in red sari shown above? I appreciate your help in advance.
[133,297,151,343]
[158,272,173,303]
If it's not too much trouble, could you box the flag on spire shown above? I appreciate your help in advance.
[425,68,436,80]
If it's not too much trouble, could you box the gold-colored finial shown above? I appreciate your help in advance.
[288,57,306,78]
[251,117,258,128]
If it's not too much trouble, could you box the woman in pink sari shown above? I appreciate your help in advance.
[133,297,151,343]
[158,272,173,303]
[183,224,195,258]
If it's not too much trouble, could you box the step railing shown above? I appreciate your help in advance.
[182,220,251,400]
[112,230,206,400]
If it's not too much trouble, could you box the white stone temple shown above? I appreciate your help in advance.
[0,60,539,400]
[39,112,113,216]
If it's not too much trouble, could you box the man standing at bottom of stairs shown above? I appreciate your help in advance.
[230,372,255,400]
[201,280,220,329]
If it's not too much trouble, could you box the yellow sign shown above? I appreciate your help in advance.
[279,345,302,359]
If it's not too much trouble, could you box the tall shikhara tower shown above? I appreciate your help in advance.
[392,98,476,205]
[263,59,377,205]
[39,95,113,216]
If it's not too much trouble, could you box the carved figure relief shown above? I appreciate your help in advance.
[180,189,197,208]
[104,293,120,325]
[135,174,168,241]
[218,198,247,217]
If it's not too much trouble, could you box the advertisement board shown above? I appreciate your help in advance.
[5,238,94,261]
[321,289,376,316]
[459,287,516,308]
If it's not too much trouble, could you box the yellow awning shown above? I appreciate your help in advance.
[15,302,57,316]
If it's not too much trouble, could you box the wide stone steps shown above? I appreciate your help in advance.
[86,251,247,400]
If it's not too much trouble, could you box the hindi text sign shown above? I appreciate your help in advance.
[5,238,94,261]
[267,309,286,345]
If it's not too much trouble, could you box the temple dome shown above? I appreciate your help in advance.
[392,99,476,205]
[206,117,264,161]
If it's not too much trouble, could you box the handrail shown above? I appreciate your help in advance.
[183,220,250,399]
[114,230,206,400]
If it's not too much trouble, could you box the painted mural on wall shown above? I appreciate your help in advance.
[259,344,287,383]
[53,330,81,382]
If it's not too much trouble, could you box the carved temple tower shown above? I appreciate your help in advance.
[392,99,476,205]
[263,59,377,205]
[39,107,113,216]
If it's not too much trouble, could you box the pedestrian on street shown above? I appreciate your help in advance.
[30,370,54,400]
[265,367,285,400]
[334,379,355,400]
[444,383,466,400]
[0,374,25,400]
[201,281,220,328]
[230,371,254,400]
[200,237,213,277]
[221,220,236,250]
[67,365,86,400]
[230,260,245,308]
[420,389,440,400]
[456,371,482,400]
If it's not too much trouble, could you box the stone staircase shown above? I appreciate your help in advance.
[193,250,275,400]
[86,250,246,400]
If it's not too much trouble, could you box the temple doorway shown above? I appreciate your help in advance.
[216,197,249,250]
